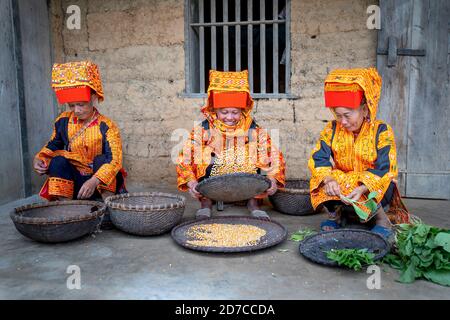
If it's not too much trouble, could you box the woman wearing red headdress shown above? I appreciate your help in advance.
[177,70,286,220]
[33,61,126,201]
[309,68,409,238]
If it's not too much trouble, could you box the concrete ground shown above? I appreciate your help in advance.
[1,186,449,300]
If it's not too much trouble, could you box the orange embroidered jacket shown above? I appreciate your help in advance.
[176,120,286,192]
[36,109,123,187]
[309,119,398,209]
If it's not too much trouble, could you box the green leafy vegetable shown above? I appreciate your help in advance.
[326,248,376,271]
[382,218,450,286]
[290,228,317,242]
[340,191,378,221]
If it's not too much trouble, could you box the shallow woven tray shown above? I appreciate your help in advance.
[105,192,186,236]
[299,229,390,267]
[269,179,314,216]
[10,201,106,243]
[171,216,287,253]
[196,173,271,202]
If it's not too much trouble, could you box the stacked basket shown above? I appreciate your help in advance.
[105,192,186,236]
[269,179,315,216]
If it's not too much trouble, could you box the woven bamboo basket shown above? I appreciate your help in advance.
[10,200,106,243]
[269,179,315,216]
[105,192,186,236]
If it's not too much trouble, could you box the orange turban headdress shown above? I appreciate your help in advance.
[51,61,104,104]
[324,68,382,122]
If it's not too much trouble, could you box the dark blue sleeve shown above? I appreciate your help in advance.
[311,121,336,168]
[46,117,69,151]
[367,124,390,177]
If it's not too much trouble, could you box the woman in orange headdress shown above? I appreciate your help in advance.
[309,68,409,238]
[33,61,126,201]
[177,70,286,219]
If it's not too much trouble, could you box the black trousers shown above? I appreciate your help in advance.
[48,155,125,200]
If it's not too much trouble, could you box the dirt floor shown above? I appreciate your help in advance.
[1,186,449,299]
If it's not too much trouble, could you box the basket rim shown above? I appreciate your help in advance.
[105,192,186,211]
[10,200,106,225]
[276,179,310,194]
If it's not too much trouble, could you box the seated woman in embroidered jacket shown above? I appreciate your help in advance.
[33,61,126,201]
[308,68,409,238]
[177,70,286,220]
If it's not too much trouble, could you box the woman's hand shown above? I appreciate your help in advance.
[342,184,369,204]
[77,176,101,199]
[266,178,278,196]
[33,158,48,175]
[323,176,341,197]
[187,180,202,199]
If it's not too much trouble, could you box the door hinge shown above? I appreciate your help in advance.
[377,36,426,67]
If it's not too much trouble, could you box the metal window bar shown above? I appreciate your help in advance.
[284,0,291,94]
[223,0,229,71]
[188,0,290,97]
[235,1,241,71]
[199,0,205,93]
[260,0,266,93]
[248,0,253,91]
[211,0,217,70]
[190,19,286,27]
[273,0,279,94]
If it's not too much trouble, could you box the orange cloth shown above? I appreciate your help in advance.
[324,82,364,109]
[52,61,104,103]
[212,91,248,109]
[54,86,92,104]
[309,68,409,224]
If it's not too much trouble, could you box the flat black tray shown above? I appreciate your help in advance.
[171,216,287,253]
[196,173,271,202]
[299,229,390,267]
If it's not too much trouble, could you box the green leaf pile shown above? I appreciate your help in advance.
[290,228,317,242]
[383,219,450,286]
[326,248,375,271]
[340,191,378,221]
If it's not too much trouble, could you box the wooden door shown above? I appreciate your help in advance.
[0,0,25,204]
[377,0,450,199]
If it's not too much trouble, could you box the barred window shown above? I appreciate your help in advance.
[184,0,291,98]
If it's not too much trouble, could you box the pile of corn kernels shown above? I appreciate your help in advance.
[186,223,266,247]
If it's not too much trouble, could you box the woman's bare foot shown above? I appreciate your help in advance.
[247,198,270,220]
[200,197,213,210]
[247,198,259,212]
[196,198,213,219]
[374,206,392,229]
[321,210,341,231]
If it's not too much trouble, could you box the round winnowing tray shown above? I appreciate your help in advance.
[196,173,271,202]
[172,216,287,253]
[299,229,390,267]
